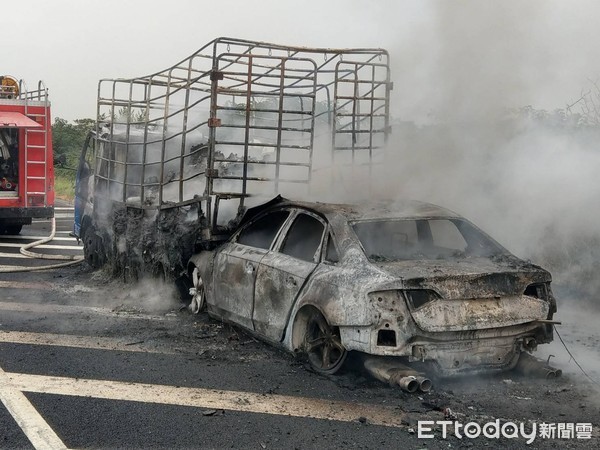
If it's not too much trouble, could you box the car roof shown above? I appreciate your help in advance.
[245,196,461,223]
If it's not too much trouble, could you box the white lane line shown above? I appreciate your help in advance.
[0,243,81,250]
[6,372,405,428]
[0,281,53,290]
[0,331,176,355]
[2,236,78,242]
[0,367,68,450]
[32,219,73,223]
[0,252,29,259]
[54,207,74,211]
[0,302,177,322]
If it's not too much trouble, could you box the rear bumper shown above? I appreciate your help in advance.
[0,207,54,220]
[340,321,553,376]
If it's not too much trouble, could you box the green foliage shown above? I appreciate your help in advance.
[52,117,94,199]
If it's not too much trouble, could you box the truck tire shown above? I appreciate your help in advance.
[0,224,22,235]
[83,225,106,269]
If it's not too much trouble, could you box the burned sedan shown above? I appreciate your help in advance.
[187,197,557,378]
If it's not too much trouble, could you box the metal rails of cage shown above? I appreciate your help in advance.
[93,37,391,230]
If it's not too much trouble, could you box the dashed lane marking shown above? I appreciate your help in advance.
[6,372,406,428]
[1,236,78,242]
[0,331,176,354]
[0,281,53,290]
[0,366,68,450]
[0,301,177,321]
[0,243,81,250]
[0,252,29,259]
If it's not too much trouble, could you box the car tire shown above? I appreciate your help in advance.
[303,310,347,375]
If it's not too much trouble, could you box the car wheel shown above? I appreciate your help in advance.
[189,267,205,314]
[304,311,347,375]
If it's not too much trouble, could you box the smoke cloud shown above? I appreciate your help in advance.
[375,1,600,384]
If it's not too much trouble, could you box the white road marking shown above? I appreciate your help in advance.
[6,372,405,428]
[54,207,74,211]
[0,243,81,250]
[0,281,53,290]
[0,367,68,450]
[0,265,46,271]
[0,331,176,354]
[2,236,78,242]
[0,252,29,259]
[0,301,177,321]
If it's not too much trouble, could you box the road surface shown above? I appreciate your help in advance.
[0,201,598,449]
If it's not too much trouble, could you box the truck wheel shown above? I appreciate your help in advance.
[4,224,22,235]
[83,225,105,268]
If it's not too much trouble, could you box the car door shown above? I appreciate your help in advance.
[253,211,326,340]
[212,209,290,330]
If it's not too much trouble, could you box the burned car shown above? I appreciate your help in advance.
[187,197,557,378]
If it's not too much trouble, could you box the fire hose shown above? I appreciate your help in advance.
[0,217,84,273]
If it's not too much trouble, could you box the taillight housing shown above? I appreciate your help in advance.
[524,282,557,317]
[523,283,550,301]
[403,289,441,310]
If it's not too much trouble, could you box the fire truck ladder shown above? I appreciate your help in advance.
[22,81,50,207]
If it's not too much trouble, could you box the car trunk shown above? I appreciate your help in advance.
[374,258,551,332]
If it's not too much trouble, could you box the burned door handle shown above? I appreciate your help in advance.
[244,262,255,274]
[286,276,297,287]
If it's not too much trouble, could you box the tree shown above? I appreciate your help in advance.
[52,117,94,168]
[52,117,95,199]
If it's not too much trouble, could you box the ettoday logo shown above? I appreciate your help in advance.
[418,420,593,444]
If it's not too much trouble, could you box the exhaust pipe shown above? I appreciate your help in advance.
[399,375,419,393]
[415,376,432,393]
[362,356,433,393]
[514,352,562,379]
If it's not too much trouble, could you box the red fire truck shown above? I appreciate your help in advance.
[0,75,54,234]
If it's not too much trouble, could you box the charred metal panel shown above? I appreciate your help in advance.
[212,243,266,330]
[410,296,550,332]
[375,259,551,299]
[253,252,315,340]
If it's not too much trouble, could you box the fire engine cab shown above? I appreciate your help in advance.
[0,75,54,234]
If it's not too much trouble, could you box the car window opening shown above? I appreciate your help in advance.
[353,218,504,262]
[280,213,324,262]
[237,210,290,250]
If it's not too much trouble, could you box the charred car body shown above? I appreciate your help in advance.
[189,196,557,378]
[74,37,558,383]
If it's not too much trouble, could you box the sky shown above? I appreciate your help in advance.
[5,0,600,122]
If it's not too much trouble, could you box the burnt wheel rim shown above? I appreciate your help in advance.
[305,313,347,374]
[190,268,205,314]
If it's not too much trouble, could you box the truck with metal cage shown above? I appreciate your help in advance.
[73,37,392,283]
[0,76,54,235]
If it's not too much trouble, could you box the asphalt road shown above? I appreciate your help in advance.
[0,202,424,450]
[0,201,598,449]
